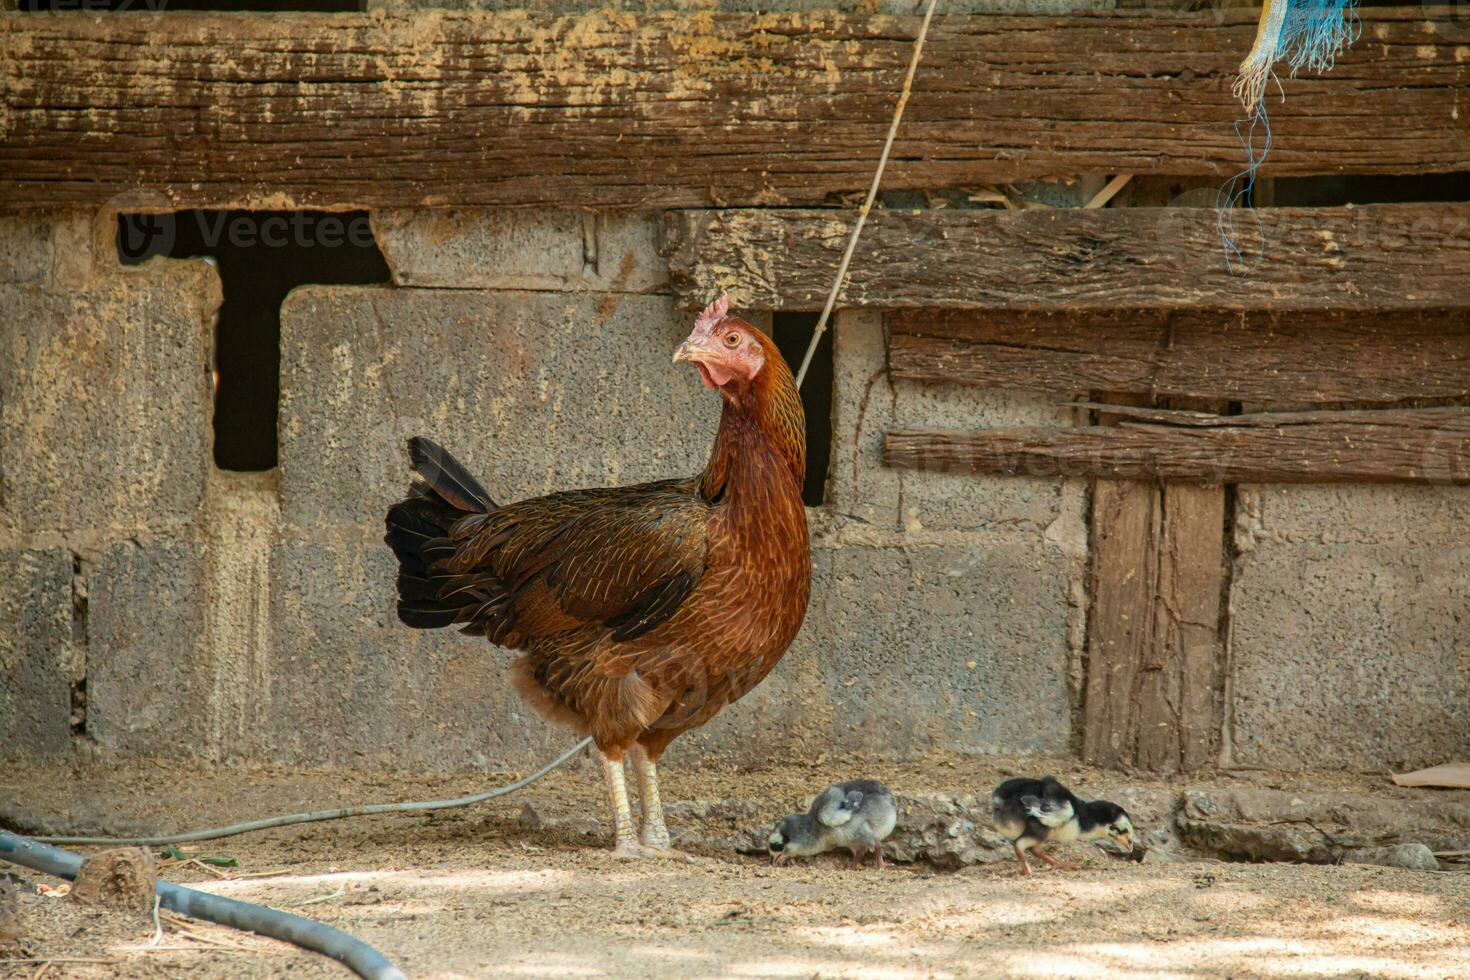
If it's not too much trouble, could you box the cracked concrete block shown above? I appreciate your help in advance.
[813,537,1073,756]
[828,309,1083,531]
[278,287,715,527]
[267,529,570,769]
[0,211,96,287]
[0,549,75,761]
[372,210,667,293]
[87,537,212,758]
[0,260,219,535]
[1237,484,1470,549]
[1179,788,1470,862]
[1229,538,1470,771]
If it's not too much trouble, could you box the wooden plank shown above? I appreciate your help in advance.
[1083,397,1225,772]
[1148,481,1225,772]
[882,408,1470,484]
[888,308,1470,403]
[3,9,1468,210]
[663,205,1470,311]
[1083,476,1159,770]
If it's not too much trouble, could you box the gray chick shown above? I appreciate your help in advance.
[767,779,898,869]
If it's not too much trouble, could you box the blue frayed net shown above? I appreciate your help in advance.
[1220,0,1360,274]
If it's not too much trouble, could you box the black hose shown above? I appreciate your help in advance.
[0,832,407,980]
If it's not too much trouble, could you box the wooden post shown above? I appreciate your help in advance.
[1082,398,1225,772]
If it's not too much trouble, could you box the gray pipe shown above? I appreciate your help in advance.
[0,832,407,980]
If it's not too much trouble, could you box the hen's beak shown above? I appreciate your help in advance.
[1117,832,1135,853]
[673,340,714,365]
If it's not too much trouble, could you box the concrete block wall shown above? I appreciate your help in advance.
[1,211,221,762]
[1228,485,1470,771]
[266,210,1087,768]
[3,206,1464,773]
[0,207,1086,770]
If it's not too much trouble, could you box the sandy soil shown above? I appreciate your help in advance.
[3,756,1468,979]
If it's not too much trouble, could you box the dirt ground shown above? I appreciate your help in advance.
[3,755,1469,979]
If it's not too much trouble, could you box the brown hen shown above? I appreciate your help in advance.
[384,295,811,858]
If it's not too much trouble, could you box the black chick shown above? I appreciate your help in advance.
[991,776,1135,876]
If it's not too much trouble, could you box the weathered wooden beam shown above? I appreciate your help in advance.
[664,205,1470,311]
[882,408,1470,484]
[4,9,1468,210]
[889,308,1470,403]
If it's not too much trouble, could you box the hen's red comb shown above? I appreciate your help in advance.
[694,292,730,334]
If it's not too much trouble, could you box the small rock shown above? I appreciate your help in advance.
[69,847,157,912]
[0,877,23,947]
[517,802,543,831]
[1341,843,1441,872]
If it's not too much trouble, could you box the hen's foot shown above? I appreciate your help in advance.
[611,843,704,863]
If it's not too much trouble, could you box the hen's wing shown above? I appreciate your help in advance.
[439,479,709,648]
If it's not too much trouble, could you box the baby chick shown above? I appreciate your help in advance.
[991,776,1134,876]
[768,780,898,869]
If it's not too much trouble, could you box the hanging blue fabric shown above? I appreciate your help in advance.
[1235,0,1361,112]
[1219,0,1359,273]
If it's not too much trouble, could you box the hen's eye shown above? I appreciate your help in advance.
[723,332,741,348]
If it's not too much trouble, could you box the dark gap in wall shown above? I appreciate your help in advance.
[1266,172,1470,207]
[18,1,361,10]
[69,551,89,739]
[117,211,390,472]
[770,313,833,507]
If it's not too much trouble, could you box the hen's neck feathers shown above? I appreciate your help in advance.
[699,339,806,504]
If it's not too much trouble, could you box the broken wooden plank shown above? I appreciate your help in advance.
[882,408,1470,484]
[3,9,1468,210]
[664,205,1470,311]
[889,308,1470,403]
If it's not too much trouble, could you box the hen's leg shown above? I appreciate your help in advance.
[624,745,700,862]
[630,745,670,849]
[600,752,643,858]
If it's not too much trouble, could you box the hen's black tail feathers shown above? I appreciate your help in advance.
[385,437,498,630]
[407,436,495,512]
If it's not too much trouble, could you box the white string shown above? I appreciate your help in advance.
[794,0,943,388]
